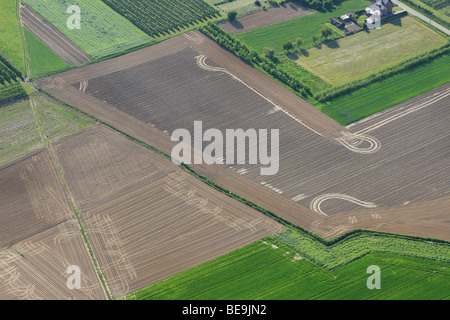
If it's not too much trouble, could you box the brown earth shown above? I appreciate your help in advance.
[220,3,314,34]
[35,32,449,242]
[311,195,450,241]
[0,219,107,300]
[0,149,71,248]
[54,125,283,297]
[0,149,106,299]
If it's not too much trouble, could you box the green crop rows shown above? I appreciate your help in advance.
[129,229,450,300]
[22,0,152,59]
[102,0,220,37]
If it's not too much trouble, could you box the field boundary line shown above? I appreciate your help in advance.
[355,88,450,135]
[28,96,112,300]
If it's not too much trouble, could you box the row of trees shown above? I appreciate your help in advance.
[0,55,23,84]
[102,0,220,37]
[199,22,311,96]
[280,26,333,53]
[0,83,27,106]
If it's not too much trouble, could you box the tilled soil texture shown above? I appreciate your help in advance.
[220,3,313,34]
[37,32,450,241]
[54,126,283,297]
[0,150,106,299]
[0,150,71,248]
[20,4,92,66]
[0,219,107,300]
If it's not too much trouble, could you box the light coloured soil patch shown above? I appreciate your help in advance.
[294,16,447,85]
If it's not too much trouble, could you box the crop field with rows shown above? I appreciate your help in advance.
[102,0,220,37]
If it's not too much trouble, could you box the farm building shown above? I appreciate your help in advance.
[329,17,344,29]
[365,0,394,16]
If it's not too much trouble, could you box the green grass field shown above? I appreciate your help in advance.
[22,0,152,59]
[0,0,25,73]
[0,96,92,166]
[235,0,370,53]
[24,29,71,79]
[295,16,447,85]
[129,231,450,300]
[317,51,450,125]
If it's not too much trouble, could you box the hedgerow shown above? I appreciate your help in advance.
[199,22,312,96]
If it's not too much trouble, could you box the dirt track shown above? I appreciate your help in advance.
[220,3,313,34]
[20,4,92,66]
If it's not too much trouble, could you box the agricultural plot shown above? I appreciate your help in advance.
[37,32,450,242]
[219,3,313,34]
[235,0,370,53]
[0,50,26,105]
[0,218,106,300]
[52,125,283,297]
[53,126,176,213]
[0,0,25,73]
[295,16,447,85]
[317,52,450,125]
[20,4,92,67]
[0,150,71,248]
[102,0,220,37]
[22,0,152,59]
[130,236,450,300]
[24,28,71,78]
[0,96,92,167]
[204,0,266,16]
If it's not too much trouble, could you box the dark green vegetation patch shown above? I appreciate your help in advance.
[102,0,220,37]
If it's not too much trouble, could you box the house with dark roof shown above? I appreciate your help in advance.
[365,0,394,16]
[329,17,344,29]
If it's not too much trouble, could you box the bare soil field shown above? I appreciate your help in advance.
[311,195,450,241]
[0,149,71,248]
[53,125,283,297]
[83,171,283,297]
[0,219,106,300]
[20,4,92,66]
[52,125,176,213]
[220,3,313,34]
[36,32,449,241]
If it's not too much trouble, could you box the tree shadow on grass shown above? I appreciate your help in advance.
[324,39,340,49]
[286,49,309,60]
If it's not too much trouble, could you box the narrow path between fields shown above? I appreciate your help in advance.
[392,0,450,35]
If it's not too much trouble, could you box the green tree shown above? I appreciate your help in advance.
[228,10,238,21]
[321,26,333,40]
[264,47,275,59]
[283,41,294,53]
[312,35,318,44]
[296,37,303,49]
